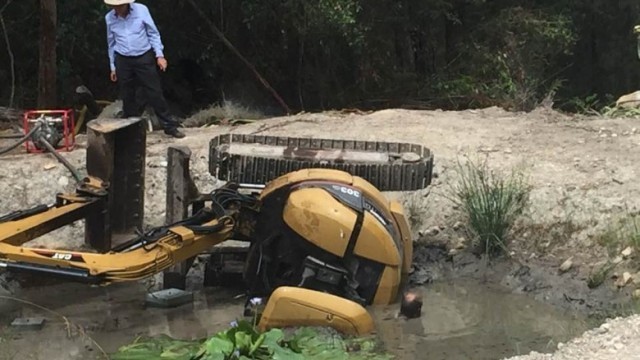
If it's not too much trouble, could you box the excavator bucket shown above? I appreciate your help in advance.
[209,134,434,191]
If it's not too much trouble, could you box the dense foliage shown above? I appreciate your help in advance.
[111,320,392,360]
[0,0,639,115]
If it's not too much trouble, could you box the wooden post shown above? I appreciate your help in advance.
[163,146,200,289]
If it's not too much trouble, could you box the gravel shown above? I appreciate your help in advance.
[507,315,640,360]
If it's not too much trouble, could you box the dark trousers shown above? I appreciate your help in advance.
[114,50,178,131]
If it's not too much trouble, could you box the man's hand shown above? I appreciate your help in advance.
[157,57,168,72]
[110,71,117,82]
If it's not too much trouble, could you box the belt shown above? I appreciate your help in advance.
[114,49,152,59]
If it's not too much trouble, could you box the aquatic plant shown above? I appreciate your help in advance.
[111,320,392,360]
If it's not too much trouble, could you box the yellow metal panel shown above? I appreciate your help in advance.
[0,202,90,246]
[0,217,235,283]
[258,286,375,336]
[169,226,195,245]
[372,266,401,305]
[282,188,355,257]
[353,212,400,266]
[261,168,355,199]
[389,200,413,275]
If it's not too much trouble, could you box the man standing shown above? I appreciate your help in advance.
[104,0,185,138]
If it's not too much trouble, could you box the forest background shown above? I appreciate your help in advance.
[0,0,638,117]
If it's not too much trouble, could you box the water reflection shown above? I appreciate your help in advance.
[0,281,246,359]
[1,278,593,360]
[372,279,591,360]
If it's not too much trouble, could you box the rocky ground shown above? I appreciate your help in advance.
[1,106,640,359]
[508,314,640,360]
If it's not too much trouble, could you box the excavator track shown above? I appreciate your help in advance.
[209,134,434,191]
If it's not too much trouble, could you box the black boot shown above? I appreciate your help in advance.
[164,128,185,138]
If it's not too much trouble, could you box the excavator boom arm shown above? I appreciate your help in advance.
[0,177,246,284]
[0,217,235,284]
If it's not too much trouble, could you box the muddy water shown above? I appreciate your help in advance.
[0,278,593,360]
[371,279,593,360]
[0,281,246,360]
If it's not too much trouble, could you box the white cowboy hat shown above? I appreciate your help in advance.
[104,0,135,5]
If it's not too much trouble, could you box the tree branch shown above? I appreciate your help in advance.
[186,0,291,114]
[0,0,15,107]
[0,0,13,14]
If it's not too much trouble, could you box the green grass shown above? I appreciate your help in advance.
[600,105,640,118]
[597,212,640,260]
[586,261,616,289]
[445,157,531,256]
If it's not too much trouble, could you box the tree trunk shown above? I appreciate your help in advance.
[38,0,56,108]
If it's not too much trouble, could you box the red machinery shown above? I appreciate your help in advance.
[23,109,76,153]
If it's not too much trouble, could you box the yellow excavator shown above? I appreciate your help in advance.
[0,118,433,336]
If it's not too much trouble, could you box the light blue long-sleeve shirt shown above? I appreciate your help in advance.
[105,3,164,71]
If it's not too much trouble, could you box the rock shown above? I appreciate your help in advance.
[452,221,464,230]
[559,257,573,273]
[57,176,69,187]
[453,237,466,250]
[615,272,632,288]
[621,246,634,259]
[593,324,609,335]
[424,226,440,236]
[613,256,624,264]
[401,152,421,163]
[145,288,194,308]
[43,163,57,170]
[148,160,168,168]
[632,289,640,300]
